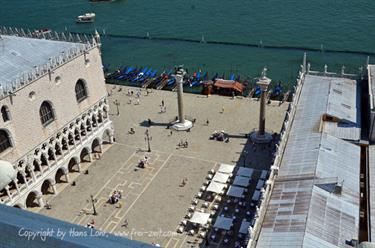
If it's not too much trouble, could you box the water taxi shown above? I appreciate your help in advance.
[76,13,96,23]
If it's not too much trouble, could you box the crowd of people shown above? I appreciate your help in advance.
[126,89,142,105]
[210,130,230,142]
[178,139,189,148]
[108,190,122,204]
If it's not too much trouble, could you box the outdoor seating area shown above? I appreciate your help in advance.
[176,163,271,247]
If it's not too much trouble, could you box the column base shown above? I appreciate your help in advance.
[250,131,272,144]
[171,120,193,131]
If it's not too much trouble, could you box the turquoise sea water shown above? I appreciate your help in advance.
[1,0,374,88]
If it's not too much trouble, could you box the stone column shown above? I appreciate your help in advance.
[108,128,114,144]
[28,165,36,182]
[259,88,267,135]
[5,185,12,201]
[172,67,193,131]
[20,171,28,187]
[176,70,185,124]
[35,192,44,208]
[50,180,57,195]
[77,163,82,172]
[65,173,70,183]
[35,159,43,174]
[87,153,92,162]
[13,179,20,194]
[251,68,272,144]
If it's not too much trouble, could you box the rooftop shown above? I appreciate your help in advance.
[257,74,361,248]
[0,27,97,98]
[0,35,85,86]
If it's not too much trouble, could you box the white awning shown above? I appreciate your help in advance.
[236,167,254,178]
[256,179,265,190]
[233,176,250,187]
[214,216,233,230]
[189,212,210,225]
[252,190,261,202]
[206,181,226,194]
[239,220,251,234]
[226,185,245,198]
[212,172,230,183]
[218,163,235,174]
[260,170,268,179]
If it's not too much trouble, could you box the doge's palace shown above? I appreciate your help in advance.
[0,27,114,209]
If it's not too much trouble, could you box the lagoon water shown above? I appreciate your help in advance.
[1,0,374,88]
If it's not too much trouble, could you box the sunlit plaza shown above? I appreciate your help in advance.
[38,85,287,247]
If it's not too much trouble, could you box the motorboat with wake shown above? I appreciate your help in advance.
[76,13,96,23]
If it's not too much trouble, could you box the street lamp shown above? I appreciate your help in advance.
[144,129,152,152]
[114,99,120,116]
[90,194,98,216]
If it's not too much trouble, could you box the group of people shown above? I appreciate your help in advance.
[108,190,122,204]
[127,89,142,105]
[139,156,149,168]
[160,100,167,113]
[210,130,230,143]
[180,177,188,187]
[178,139,189,148]
[86,219,95,229]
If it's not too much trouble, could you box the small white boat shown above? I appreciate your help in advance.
[32,28,52,37]
[76,13,96,23]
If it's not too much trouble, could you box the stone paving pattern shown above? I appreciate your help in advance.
[39,85,288,247]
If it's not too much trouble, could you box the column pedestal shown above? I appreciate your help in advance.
[171,120,193,131]
[250,131,272,144]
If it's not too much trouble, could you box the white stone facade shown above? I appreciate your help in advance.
[0,31,114,209]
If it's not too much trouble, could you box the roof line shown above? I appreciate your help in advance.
[0,27,99,100]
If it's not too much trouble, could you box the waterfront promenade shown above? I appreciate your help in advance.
[38,85,287,247]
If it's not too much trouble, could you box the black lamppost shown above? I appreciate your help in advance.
[90,194,98,216]
[114,100,120,116]
[145,129,152,152]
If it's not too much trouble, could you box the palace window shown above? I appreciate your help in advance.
[0,130,12,153]
[40,101,55,126]
[1,106,11,122]
[75,79,88,102]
